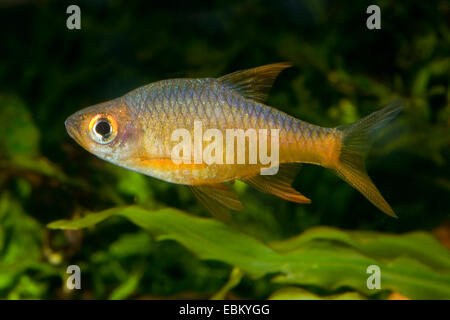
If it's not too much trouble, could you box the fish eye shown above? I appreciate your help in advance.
[95,120,111,136]
[89,114,118,144]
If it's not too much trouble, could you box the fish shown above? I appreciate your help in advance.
[65,62,402,219]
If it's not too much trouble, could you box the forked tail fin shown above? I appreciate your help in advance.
[334,102,403,217]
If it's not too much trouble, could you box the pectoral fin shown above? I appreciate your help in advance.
[190,184,243,220]
[242,163,311,204]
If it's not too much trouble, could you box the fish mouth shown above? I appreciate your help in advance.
[64,115,82,143]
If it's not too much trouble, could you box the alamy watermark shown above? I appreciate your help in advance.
[66,5,81,30]
[170,121,280,175]
[366,265,381,290]
[66,265,81,290]
[366,5,381,30]
[66,4,381,31]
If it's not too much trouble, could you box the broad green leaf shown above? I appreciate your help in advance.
[108,232,154,258]
[271,246,450,299]
[49,206,281,277]
[270,226,450,271]
[269,287,366,300]
[48,209,116,230]
[48,206,450,299]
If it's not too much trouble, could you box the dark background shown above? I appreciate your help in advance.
[0,0,449,299]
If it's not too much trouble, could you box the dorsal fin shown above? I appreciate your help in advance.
[190,184,243,221]
[241,163,311,204]
[218,62,292,102]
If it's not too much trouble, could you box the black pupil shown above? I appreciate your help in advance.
[95,120,111,137]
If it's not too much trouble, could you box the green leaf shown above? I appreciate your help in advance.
[0,193,61,298]
[0,95,72,184]
[108,270,142,300]
[47,206,450,299]
[269,287,366,300]
[211,267,244,300]
[270,226,450,271]
[108,232,154,258]
[0,95,40,159]
[49,206,281,278]
[47,209,116,230]
[0,193,43,264]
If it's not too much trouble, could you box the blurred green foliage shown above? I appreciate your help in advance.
[0,0,449,299]
[48,207,450,299]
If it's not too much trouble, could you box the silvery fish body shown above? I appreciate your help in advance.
[118,77,338,184]
[65,63,401,219]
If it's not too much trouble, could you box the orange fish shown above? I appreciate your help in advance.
[65,63,401,219]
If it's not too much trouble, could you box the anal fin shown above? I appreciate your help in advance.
[242,163,311,204]
[190,184,243,220]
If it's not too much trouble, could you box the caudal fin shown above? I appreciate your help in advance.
[335,102,403,217]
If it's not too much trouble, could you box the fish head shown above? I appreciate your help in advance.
[65,99,143,163]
